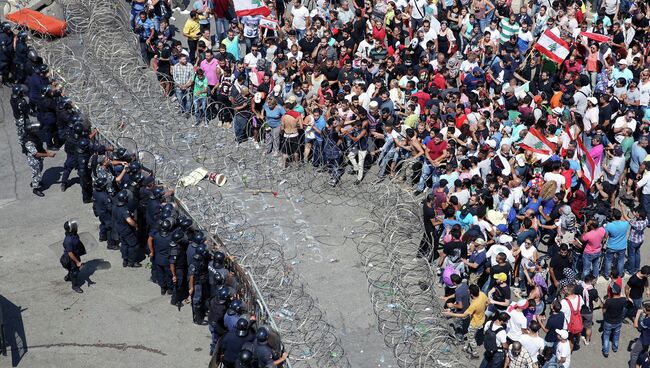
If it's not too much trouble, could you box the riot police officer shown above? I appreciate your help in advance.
[207,286,230,355]
[236,348,255,368]
[55,96,75,147]
[113,189,141,268]
[224,299,247,331]
[27,64,49,113]
[217,317,256,367]
[186,230,206,265]
[169,230,189,308]
[0,22,14,84]
[12,31,29,83]
[23,121,55,197]
[146,186,165,230]
[208,250,229,295]
[254,327,289,367]
[76,137,94,203]
[188,243,210,324]
[9,84,29,145]
[61,219,85,294]
[60,120,83,192]
[92,177,119,250]
[36,83,58,149]
[148,218,174,295]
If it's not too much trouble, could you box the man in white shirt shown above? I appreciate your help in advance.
[544,162,566,193]
[290,0,310,39]
[583,97,599,133]
[408,0,427,29]
[519,320,545,360]
[612,110,637,143]
[481,312,510,368]
[506,299,530,342]
[555,330,572,367]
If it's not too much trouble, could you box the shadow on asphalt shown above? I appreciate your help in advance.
[0,295,28,367]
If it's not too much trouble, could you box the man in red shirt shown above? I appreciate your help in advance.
[412,83,431,112]
[432,68,448,90]
[415,133,448,195]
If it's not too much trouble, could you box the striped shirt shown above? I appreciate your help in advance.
[500,19,520,44]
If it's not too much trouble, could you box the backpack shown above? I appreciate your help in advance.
[566,297,583,335]
[483,321,505,355]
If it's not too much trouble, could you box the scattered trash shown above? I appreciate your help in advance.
[207,172,227,186]
[386,303,399,310]
[329,258,339,263]
[379,353,385,363]
[279,180,287,186]
[294,196,304,203]
[290,260,300,265]
[246,189,278,196]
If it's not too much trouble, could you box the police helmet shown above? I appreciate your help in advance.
[161,208,175,220]
[255,326,269,343]
[11,84,27,98]
[60,97,73,109]
[192,231,206,244]
[216,287,230,304]
[171,231,185,242]
[178,216,193,230]
[151,186,165,199]
[130,171,144,186]
[27,48,39,62]
[127,160,142,173]
[38,64,50,75]
[70,114,84,125]
[40,84,53,97]
[159,218,174,233]
[114,147,129,161]
[212,250,225,265]
[0,21,11,33]
[115,190,129,206]
[17,31,28,41]
[236,318,249,337]
[76,138,90,153]
[239,349,254,365]
[230,299,245,315]
[94,177,108,190]
[212,270,225,286]
[63,219,79,234]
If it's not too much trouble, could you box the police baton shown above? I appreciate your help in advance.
[173,281,181,312]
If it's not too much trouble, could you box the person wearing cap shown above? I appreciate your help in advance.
[551,329,571,367]
[442,284,488,359]
[486,271,511,318]
[601,282,627,357]
[613,59,634,85]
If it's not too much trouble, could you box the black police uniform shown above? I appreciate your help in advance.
[9,93,29,143]
[208,259,229,295]
[76,141,94,203]
[92,187,115,245]
[169,234,189,305]
[189,253,210,323]
[151,229,173,292]
[12,38,28,83]
[113,203,139,266]
[0,29,14,82]
[207,293,228,353]
[36,89,58,148]
[253,341,276,368]
[218,328,255,367]
[62,231,84,291]
[55,99,75,146]
[146,196,162,230]
[61,124,81,188]
[26,72,47,111]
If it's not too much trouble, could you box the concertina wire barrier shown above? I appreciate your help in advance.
[14,0,472,365]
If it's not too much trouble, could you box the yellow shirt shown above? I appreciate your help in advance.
[463,292,488,327]
[183,18,201,40]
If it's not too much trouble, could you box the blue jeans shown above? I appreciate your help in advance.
[233,114,248,143]
[194,96,207,125]
[214,17,229,42]
[624,298,643,320]
[417,163,435,191]
[627,240,642,274]
[295,28,306,40]
[175,87,192,113]
[312,140,324,167]
[643,194,650,223]
[479,350,505,368]
[582,252,601,279]
[603,248,625,278]
[602,321,622,354]
[378,149,397,178]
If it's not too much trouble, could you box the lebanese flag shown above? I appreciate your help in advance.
[576,135,597,188]
[519,128,557,156]
[534,29,570,64]
[235,0,271,17]
[579,31,612,43]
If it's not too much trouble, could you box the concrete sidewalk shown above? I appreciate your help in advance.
[0,87,208,368]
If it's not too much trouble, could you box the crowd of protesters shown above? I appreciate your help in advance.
[121,0,650,366]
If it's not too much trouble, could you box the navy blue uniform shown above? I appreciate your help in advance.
[12,41,29,82]
[189,255,210,323]
[218,329,255,366]
[0,33,13,81]
[113,205,139,263]
[77,150,93,202]
[224,312,241,331]
[151,229,173,291]
[207,298,228,353]
[169,237,189,305]
[62,233,83,288]
[61,128,79,186]
[36,94,58,148]
[92,189,113,242]
[26,73,47,109]
[146,197,162,230]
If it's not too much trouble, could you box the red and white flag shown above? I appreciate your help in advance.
[576,136,597,188]
[520,128,557,156]
[579,31,612,43]
[534,30,570,64]
[234,0,271,17]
